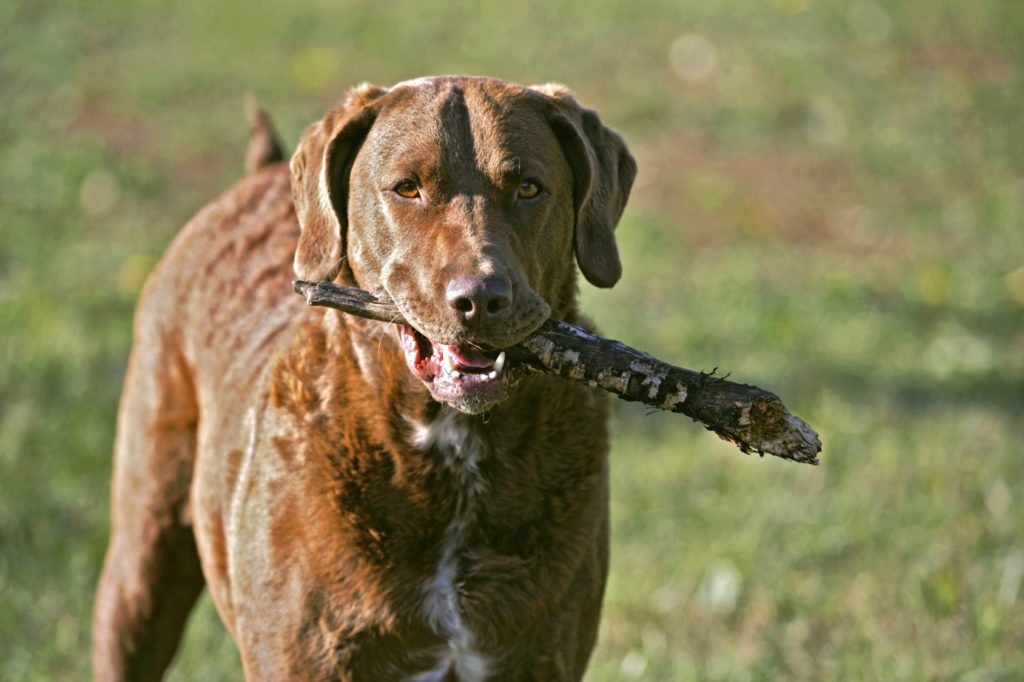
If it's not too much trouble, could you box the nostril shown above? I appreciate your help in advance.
[446,276,512,320]
[451,296,475,314]
[479,279,511,318]
[486,296,510,315]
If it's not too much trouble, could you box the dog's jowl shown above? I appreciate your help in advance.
[93,76,635,681]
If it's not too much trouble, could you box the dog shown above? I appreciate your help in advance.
[92,76,636,681]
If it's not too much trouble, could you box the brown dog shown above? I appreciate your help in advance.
[92,76,635,681]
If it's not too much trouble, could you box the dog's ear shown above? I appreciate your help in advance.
[534,84,637,288]
[290,83,387,282]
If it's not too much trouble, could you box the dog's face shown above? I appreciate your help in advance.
[290,77,635,413]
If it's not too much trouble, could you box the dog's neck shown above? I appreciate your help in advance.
[410,405,488,484]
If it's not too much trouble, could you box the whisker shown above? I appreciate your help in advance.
[371,312,407,356]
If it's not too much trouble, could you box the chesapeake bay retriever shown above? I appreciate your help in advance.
[92,76,636,681]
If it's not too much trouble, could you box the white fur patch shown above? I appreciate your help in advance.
[407,407,491,681]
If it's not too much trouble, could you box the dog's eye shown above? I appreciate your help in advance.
[394,180,420,199]
[517,180,541,200]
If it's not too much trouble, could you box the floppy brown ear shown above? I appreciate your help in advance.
[534,84,637,288]
[290,83,387,282]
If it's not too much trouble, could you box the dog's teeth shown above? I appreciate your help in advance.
[442,353,458,375]
[494,351,506,374]
[487,370,498,380]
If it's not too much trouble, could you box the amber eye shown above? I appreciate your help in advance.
[517,180,541,200]
[394,180,420,199]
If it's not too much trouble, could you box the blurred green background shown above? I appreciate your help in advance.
[2,0,1022,679]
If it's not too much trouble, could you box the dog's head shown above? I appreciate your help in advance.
[290,76,635,413]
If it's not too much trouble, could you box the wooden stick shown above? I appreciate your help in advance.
[293,280,822,465]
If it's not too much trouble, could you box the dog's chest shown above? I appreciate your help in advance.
[408,408,492,681]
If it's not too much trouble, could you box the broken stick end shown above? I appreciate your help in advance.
[723,396,822,465]
[293,279,314,300]
[759,411,822,465]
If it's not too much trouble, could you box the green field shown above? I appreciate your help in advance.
[3,0,1022,679]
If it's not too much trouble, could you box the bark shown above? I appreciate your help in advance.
[293,280,821,465]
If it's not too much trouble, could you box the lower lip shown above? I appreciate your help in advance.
[427,367,510,413]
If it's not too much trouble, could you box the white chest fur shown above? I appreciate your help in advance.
[408,408,492,682]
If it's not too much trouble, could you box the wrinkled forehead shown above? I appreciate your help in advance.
[361,78,563,177]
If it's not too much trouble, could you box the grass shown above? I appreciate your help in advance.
[2,0,1022,679]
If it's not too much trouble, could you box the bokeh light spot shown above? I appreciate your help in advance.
[668,33,719,85]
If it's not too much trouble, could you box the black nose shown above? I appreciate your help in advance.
[446,276,512,324]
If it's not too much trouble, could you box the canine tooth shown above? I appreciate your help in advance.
[494,351,506,374]
[442,353,458,375]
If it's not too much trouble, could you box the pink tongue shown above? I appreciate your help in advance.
[438,343,496,369]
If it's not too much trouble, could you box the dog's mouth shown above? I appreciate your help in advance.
[398,325,510,413]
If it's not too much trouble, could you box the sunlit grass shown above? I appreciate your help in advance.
[3,0,1022,679]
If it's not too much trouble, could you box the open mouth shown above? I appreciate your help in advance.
[398,325,510,413]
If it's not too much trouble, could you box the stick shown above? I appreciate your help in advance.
[293,280,822,465]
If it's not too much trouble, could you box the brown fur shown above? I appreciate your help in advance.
[93,76,635,681]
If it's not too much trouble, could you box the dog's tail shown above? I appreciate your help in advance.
[244,94,285,175]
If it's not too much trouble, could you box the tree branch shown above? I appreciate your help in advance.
[293,280,822,465]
